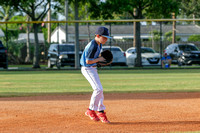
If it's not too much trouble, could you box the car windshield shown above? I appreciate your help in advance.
[59,45,74,52]
[103,47,121,52]
[178,45,199,51]
[128,48,155,54]
[0,42,5,49]
[141,48,155,53]
[0,45,5,50]
[127,49,136,53]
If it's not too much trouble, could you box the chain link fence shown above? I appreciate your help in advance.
[1,20,200,69]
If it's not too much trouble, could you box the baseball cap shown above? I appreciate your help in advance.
[95,26,112,39]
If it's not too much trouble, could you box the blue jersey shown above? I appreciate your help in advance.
[161,56,171,61]
[80,39,102,67]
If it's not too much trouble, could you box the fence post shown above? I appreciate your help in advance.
[160,22,163,68]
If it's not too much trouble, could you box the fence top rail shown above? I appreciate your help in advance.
[1,19,200,24]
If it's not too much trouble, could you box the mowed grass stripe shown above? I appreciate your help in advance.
[0,69,200,97]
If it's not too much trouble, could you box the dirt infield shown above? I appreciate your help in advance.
[1,92,200,133]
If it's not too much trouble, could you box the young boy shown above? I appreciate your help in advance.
[80,26,112,123]
[161,53,172,68]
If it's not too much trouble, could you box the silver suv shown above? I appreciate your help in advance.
[164,43,200,66]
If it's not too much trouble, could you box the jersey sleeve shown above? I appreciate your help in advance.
[86,43,98,60]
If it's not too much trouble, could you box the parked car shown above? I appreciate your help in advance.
[126,47,161,67]
[101,46,126,66]
[47,44,82,69]
[164,43,200,66]
[0,41,8,69]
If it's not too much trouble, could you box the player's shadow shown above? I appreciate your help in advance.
[110,121,200,125]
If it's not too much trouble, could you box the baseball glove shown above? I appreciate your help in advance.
[97,50,113,67]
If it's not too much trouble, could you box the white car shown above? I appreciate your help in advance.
[101,46,126,66]
[126,47,161,67]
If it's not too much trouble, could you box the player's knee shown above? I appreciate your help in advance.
[94,88,103,94]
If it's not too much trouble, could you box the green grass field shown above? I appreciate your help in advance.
[0,69,200,97]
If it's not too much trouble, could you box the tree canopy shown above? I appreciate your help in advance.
[181,0,200,18]
[0,0,192,68]
[91,0,180,67]
[89,0,180,20]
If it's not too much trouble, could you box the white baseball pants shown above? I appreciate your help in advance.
[81,66,106,111]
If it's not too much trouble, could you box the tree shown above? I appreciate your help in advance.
[180,0,200,24]
[58,0,95,21]
[0,14,30,64]
[164,31,181,42]
[149,30,161,42]
[188,35,200,42]
[25,16,31,63]
[90,0,180,67]
[149,30,160,49]
[0,4,18,47]
[58,0,90,68]
[0,5,15,21]
[1,0,60,68]
[0,15,26,42]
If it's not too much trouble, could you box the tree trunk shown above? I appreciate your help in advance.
[25,16,31,63]
[133,8,136,47]
[32,23,40,68]
[87,23,91,42]
[172,12,176,43]
[135,21,142,67]
[74,0,80,69]
[47,2,51,44]
[133,22,136,47]
[65,0,68,43]
[86,4,90,43]
[133,8,142,67]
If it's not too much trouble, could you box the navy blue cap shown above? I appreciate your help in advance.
[95,26,112,39]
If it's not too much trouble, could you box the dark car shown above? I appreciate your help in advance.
[164,43,200,66]
[0,41,8,69]
[47,44,82,69]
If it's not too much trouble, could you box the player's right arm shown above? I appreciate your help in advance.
[85,41,105,65]
[86,57,105,64]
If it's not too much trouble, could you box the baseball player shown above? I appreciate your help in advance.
[80,26,112,123]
